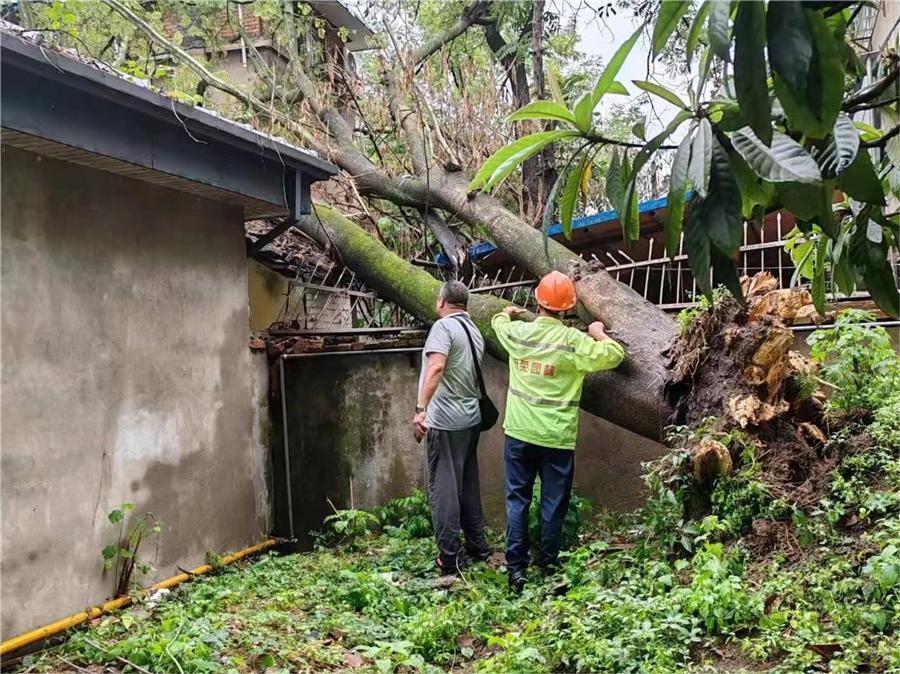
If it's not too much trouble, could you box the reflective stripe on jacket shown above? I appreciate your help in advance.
[491,313,625,450]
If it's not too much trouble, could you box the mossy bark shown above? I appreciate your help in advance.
[299,205,674,442]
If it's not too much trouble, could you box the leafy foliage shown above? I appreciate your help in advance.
[25,371,900,674]
[472,1,900,317]
[807,309,900,413]
[102,503,164,598]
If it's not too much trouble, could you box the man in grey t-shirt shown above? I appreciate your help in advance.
[413,281,489,574]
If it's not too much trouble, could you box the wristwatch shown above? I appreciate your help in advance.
[415,404,427,413]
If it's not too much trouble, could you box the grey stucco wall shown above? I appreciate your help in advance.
[1,147,268,638]
[274,350,666,544]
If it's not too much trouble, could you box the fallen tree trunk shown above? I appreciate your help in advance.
[102,0,677,441]
[298,205,675,442]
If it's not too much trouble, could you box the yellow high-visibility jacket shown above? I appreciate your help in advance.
[491,313,625,450]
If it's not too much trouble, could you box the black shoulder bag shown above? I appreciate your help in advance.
[451,315,499,432]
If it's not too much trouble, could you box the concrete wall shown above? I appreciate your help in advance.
[1,147,269,638]
[273,351,665,544]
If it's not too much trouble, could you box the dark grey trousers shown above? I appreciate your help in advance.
[425,425,489,569]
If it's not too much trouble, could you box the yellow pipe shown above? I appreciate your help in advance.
[0,538,277,657]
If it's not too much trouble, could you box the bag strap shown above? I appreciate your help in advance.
[450,315,487,400]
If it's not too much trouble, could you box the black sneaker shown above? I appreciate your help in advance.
[508,569,527,594]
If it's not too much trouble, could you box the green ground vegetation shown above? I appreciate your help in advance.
[17,317,900,674]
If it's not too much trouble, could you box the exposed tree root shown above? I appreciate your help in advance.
[664,273,836,510]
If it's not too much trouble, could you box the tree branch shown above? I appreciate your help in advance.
[411,0,491,67]
[846,95,900,113]
[423,209,467,270]
[587,133,679,150]
[843,57,900,110]
[862,123,900,149]
[103,0,310,141]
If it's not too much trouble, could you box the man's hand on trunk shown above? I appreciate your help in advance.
[588,321,609,341]
[503,305,527,319]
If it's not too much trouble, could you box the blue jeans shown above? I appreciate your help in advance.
[504,435,575,573]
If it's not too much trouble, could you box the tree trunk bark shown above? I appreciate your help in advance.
[529,0,557,225]
[483,18,550,225]
[298,205,675,442]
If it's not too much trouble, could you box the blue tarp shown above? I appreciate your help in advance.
[436,196,670,266]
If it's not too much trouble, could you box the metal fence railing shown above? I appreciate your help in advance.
[470,213,900,313]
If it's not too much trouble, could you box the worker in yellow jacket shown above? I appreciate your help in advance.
[492,271,624,592]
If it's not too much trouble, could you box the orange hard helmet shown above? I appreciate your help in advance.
[535,271,577,312]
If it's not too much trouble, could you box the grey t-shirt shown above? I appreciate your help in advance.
[418,312,485,430]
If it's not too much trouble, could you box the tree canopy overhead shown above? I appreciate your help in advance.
[476,0,899,318]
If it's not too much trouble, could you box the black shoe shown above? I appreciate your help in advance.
[436,556,460,576]
[467,549,491,563]
[508,570,527,594]
[538,563,560,578]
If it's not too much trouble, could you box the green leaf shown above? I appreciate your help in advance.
[666,134,693,256]
[632,80,688,109]
[684,200,712,299]
[776,183,820,222]
[685,138,743,302]
[832,252,856,296]
[785,227,815,282]
[733,0,771,146]
[606,150,624,214]
[731,127,822,183]
[622,181,640,241]
[621,152,632,186]
[767,2,812,101]
[260,654,276,669]
[508,101,577,127]
[632,117,646,141]
[863,261,900,318]
[702,139,743,255]
[689,118,712,197]
[853,120,882,143]
[547,66,566,104]
[653,1,690,56]
[728,151,775,219]
[620,110,692,241]
[708,0,732,61]
[559,152,590,239]
[697,47,714,98]
[712,250,746,308]
[815,112,860,179]
[573,25,643,131]
[607,81,630,96]
[836,149,885,205]
[707,100,743,132]
[102,545,118,560]
[768,3,843,138]
[573,94,594,133]
[469,130,579,192]
[686,1,710,68]
[108,509,124,524]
